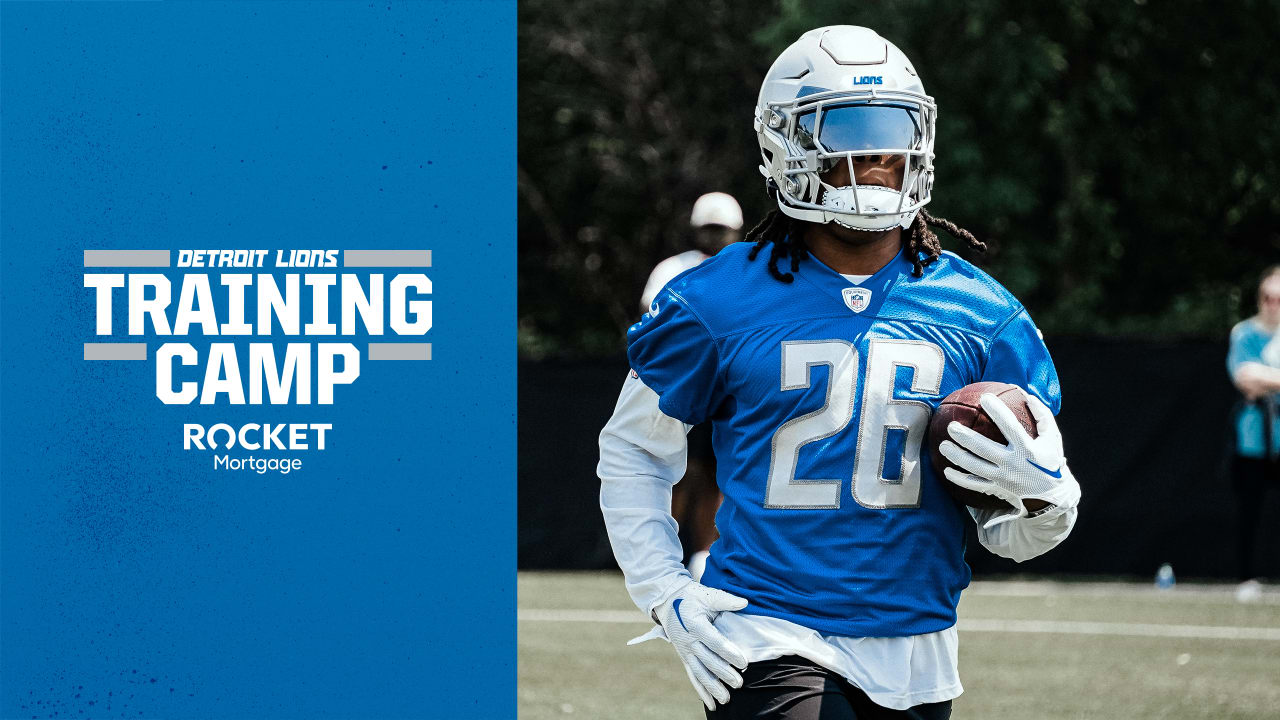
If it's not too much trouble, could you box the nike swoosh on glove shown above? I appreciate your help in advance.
[937,391,1081,529]
[648,578,749,709]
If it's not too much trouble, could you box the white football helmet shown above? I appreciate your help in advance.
[755,26,936,232]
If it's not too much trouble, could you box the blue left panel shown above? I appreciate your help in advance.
[1,2,515,718]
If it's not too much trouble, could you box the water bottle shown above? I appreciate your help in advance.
[1155,563,1175,590]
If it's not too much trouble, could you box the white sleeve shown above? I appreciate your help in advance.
[640,267,665,314]
[640,252,708,313]
[969,502,1078,563]
[598,371,694,614]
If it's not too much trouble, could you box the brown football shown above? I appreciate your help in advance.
[927,382,1037,510]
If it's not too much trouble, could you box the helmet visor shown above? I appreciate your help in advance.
[796,103,922,154]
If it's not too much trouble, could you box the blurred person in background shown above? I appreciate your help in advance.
[641,192,745,311]
[1226,264,1280,602]
[639,191,744,580]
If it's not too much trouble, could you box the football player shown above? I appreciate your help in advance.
[599,26,1081,719]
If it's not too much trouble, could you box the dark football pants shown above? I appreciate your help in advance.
[705,655,952,720]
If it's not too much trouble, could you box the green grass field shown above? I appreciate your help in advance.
[519,572,1280,719]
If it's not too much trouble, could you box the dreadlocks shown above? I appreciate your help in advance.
[745,204,988,281]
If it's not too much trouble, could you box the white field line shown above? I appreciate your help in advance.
[521,609,648,624]
[956,618,1280,641]
[517,609,1280,641]
[964,581,1280,604]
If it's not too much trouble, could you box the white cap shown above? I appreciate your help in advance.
[690,192,743,230]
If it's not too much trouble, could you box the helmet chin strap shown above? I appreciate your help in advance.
[818,182,918,231]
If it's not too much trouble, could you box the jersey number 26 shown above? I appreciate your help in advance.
[764,338,943,510]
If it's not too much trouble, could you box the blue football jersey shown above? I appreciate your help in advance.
[627,242,1060,638]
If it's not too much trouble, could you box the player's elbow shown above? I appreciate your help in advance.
[983,512,1076,563]
[991,541,1054,564]
[982,536,1057,563]
[978,535,1039,563]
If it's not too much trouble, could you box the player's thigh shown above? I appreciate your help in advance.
[706,655,856,720]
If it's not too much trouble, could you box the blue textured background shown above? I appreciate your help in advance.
[1,2,515,717]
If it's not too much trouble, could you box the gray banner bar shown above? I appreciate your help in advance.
[367,343,432,361]
[343,250,431,267]
[84,343,148,360]
[84,250,171,267]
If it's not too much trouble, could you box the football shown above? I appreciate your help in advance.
[927,382,1037,510]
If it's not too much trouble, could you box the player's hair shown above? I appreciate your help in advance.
[745,197,987,282]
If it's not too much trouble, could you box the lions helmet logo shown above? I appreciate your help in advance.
[842,287,872,313]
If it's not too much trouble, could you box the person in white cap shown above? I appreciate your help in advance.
[640,192,744,313]
[636,192,743,582]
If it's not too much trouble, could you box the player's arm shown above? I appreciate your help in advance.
[597,291,747,710]
[969,504,1075,563]
[942,308,1081,562]
[598,374,748,709]
[598,372,695,609]
[940,392,1081,562]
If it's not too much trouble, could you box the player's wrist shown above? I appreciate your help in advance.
[647,573,696,621]
[1037,464,1080,508]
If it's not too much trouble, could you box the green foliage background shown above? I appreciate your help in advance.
[519,0,1280,358]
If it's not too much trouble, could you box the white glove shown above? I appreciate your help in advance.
[937,391,1081,529]
[649,578,749,709]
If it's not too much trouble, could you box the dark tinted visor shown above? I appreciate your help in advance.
[796,104,922,153]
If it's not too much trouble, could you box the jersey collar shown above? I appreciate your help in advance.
[796,242,913,317]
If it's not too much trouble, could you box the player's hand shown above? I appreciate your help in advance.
[937,391,1081,529]
[651,579,749,709]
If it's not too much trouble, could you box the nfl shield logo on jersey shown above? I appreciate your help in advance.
[842,287,872,313]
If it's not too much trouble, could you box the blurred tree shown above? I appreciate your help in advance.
[519,0,774,357]
[520,0,1280,358]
